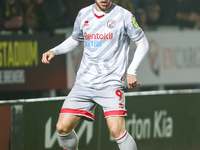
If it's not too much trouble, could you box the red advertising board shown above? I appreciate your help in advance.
[0,106,11,150]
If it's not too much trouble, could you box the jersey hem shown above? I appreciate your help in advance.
[74,82,125,90]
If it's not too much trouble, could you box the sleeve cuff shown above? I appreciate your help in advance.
[127,69,137,75]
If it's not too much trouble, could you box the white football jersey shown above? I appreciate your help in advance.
[72,3,144,89]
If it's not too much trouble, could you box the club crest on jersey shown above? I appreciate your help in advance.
[107,19,116,29]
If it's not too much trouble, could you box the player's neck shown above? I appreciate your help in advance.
[94,2,113,12]
[94,7,105,16]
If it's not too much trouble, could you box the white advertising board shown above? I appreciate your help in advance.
[134,31,200,86]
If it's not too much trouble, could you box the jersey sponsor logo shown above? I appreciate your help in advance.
[84,32,113,48]
[84,32,113,40]
[107,19,116,29]
[85,40,102,47]
[132,16,139,28]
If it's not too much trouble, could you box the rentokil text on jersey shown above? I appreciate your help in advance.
[84,32,113,40]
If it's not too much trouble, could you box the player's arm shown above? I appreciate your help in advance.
[124,10,149,89]
[127,35,149,89]
[42,8,83,64]
[41,36,81,64]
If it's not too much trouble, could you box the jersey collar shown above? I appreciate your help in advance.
[94,13,105,19]
[92,3,115,19]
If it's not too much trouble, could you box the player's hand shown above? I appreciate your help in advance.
[127,74,140,89]
[41,50,55,64]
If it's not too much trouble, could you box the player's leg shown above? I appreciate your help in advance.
[106,116,137,150]
[56,84,96,150]
[94,85,137,150]
[56,114,81,150]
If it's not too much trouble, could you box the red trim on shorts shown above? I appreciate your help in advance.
[104,110,127,117]
[60,108,94,120]
[115,131,128,141]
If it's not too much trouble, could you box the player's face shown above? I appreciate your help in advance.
[95,0,112,11]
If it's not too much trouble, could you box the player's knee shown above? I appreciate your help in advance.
[56,121,71,135]
[109,125,124,138]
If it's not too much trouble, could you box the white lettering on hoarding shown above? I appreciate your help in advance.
[44,118,93,148]
[77,120,93,144]
[45,117,62,148]
[153,110,173,138]
[126,114,151,140]
[0,70,25,84]
[111,110,173,141]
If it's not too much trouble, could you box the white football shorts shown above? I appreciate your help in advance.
[60,84,127,121]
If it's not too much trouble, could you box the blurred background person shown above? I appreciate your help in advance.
[144,1,161,30]
[112,0,134,15]
[129,0,147,30]
[17,0,38,31]
[32,0,74,33]
[62,0,93,22]
[158,0,200,29]
[16,0,74,34]
[119,0,135,14]
[0,0,24,31]
[112,0,147,30]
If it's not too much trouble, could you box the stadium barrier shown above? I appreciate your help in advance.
[1,89,200,150]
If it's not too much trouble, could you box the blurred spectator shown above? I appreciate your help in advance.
[129,0,140,12]
[2,0,198,32]
[192,0,200,14]
[158,0,200,29]
[18,0,38,30]
[129,0,147,30]
[32,0,73,31]
[139,0,157,8]
[115,0,161,31]
[120,0,135,14]
[112,0,134,14]
[0,0,24,31]
[113,0,147,30]
[129,0,162,30]
[63,0,93,22]
[144,2,161,29]
[17,0,73,33]
[117,0,147,30]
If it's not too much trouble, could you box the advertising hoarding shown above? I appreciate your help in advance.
[0,33,66,91]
